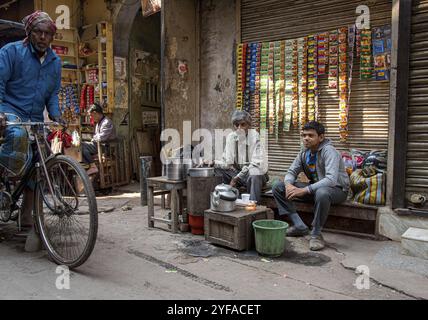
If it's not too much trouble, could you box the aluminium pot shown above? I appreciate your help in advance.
[166,158,183,181]
[166,158,193,181]
[188,167,215,177]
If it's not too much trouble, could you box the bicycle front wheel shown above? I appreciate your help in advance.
[35,155,98,269]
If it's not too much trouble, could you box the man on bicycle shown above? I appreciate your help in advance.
[0,11,62,252]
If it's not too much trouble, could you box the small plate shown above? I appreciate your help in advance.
[235,199,257,206]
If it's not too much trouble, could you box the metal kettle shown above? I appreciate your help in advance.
[210,184,239,212]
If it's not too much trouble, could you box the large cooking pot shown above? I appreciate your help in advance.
[166,158,192,181]
[188,167,215,177]
[210,184,239,212]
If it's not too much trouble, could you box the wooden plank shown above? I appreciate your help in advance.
[124,139,131,183]
[134,128,144,156]
[130,137,138,180]
[171,189,179,233]
[261,196,378,221]
[147,186,155,228]
[151,217,172,225]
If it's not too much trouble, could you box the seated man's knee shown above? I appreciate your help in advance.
[272,181,285,195]
[315,188,331,202]
[9,126,27,141]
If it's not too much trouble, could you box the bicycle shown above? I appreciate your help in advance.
[0,118,98,269]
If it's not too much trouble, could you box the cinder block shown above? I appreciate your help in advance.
[401,227,428,260]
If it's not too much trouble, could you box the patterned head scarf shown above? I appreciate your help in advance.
[22,10,57,44]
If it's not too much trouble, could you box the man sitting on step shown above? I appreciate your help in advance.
[272,121,350,251]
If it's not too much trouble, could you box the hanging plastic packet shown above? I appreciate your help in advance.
[72,130,81,147]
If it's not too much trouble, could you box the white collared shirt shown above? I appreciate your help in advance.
[40,51,47,64]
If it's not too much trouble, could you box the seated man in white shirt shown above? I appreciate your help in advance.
[82,103,116,175]
[213,110,268,203]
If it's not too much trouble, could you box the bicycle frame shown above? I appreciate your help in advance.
[1,119,98,268]
[3,121,63,213]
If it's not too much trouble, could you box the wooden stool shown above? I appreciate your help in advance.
[147,177,187,233]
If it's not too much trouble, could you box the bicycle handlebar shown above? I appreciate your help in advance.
[6,121,60,126]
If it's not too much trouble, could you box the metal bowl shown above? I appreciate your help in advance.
[188,167,215,177]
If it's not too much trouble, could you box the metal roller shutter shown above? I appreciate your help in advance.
[406,0,428,208]
[241,0,392,177]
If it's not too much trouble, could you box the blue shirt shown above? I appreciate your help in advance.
[306,151,319,183]
[0,41,61,122]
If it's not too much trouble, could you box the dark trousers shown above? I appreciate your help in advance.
[272,181,348,235]
[82,141,98,164]
[214,167,267,203]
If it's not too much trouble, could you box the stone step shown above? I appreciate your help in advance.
[401,227,428,260]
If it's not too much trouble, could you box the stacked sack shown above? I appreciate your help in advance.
[343,149,387,205]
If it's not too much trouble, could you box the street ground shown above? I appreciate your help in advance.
[0,183,427,300]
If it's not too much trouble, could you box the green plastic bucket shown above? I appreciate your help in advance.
[252,220,289,257]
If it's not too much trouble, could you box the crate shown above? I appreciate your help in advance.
[204,206,274,251]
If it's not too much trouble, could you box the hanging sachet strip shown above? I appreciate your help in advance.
[360,28,372,80]
[253,43,262,131]
[348,25,356,104]
[356,28,361,58]
[307,34,318,122]
[328,30,339,89]
[236,43,244,110]
[268,42,276,134]
[274,41,282,138]
[317,32,329,76]
[297,37,308,128]
[242,43,247,106]
[284,39,294,131]
[279,40,286,131]
[248,43,260,129]
[372,25,392,81]
[313,35,319,121]
[291,40,299,128]
[260,42,270,131]
[338,27,348,142]
[244,44,252,112]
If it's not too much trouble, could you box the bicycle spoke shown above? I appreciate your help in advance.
[35,156,97,268]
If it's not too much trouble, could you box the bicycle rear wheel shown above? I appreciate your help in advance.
[34,155,98,269]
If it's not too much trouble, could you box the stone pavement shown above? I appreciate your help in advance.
[0,183,426,300]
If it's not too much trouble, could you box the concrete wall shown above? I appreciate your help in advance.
[82,0,110,26]
[129,10,161,155]
[162,0,198,138]
[199,0,236,132]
